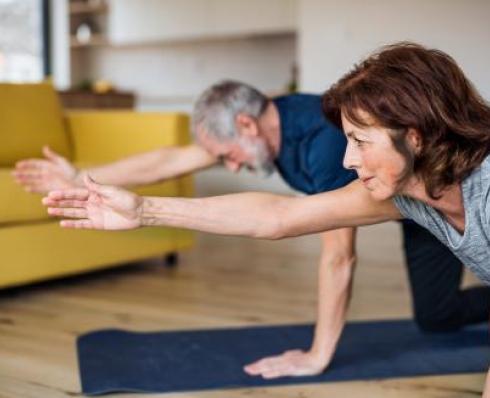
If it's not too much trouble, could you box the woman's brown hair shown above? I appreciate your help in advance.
[323,42,490,199]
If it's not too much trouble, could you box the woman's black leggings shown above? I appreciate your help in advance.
[401,220,490,332]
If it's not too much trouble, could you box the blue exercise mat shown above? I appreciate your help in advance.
[77,319,489,395]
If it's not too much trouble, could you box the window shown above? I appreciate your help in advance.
[0,0,47,82]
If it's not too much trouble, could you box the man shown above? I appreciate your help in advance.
[14,80,490,379]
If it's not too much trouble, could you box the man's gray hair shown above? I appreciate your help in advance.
[192,80,269,141]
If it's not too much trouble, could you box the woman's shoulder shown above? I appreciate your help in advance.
[392,194,431,222]
[472,153,490,188]
[479,155,490,225]
[482,154,490,172]
[464,153,490,187]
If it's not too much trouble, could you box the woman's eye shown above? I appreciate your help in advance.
[354,138,364,147]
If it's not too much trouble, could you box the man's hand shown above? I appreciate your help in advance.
[243,348,331,379]
[43,175,143,230]
[13,146,79,193]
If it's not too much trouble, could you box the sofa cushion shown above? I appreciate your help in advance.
[0,83,72,167]
[0,168,49,224]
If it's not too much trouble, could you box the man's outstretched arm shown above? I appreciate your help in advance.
[77,144,217,187]
[13,144,217,193]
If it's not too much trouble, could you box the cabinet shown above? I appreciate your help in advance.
[108,0,296,45]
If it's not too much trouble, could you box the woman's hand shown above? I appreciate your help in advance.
[243,348,331,379]
[42,175,143,230]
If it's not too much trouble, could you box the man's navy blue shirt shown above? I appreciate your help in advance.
[273,93,357,194]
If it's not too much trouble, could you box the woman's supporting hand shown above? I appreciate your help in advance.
[243,348,332,379]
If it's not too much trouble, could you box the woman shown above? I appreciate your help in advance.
[43,42,490,392]
[322,42,490,285]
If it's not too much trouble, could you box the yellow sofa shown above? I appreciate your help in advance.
[0,83,194,289]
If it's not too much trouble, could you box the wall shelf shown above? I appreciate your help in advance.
[69,0,109,85]
[70,34,108,48]
[69,1,107,15]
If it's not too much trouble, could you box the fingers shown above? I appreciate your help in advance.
[15,147,65,174]
[244,350,314,379]
[43,145,69,165]
[43,145,58,160]
[14,159,51,172]
[12,169,50,193]
[244,355,292,378]
[13,161,56,189]
[12,169,46,181]
[48,207,87,218]
[43,188,90,202]
[60,219,94,229]
[261,368,289,379]
[44,199,87,208]
[243,361,262,376]
[244,360,288,379]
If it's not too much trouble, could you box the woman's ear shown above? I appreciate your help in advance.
[406,128,423,154]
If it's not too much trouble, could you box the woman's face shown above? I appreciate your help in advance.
[341,110,410,201]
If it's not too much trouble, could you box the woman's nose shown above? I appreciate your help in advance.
[343,143,360,170]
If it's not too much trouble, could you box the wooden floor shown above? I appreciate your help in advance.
[0,222,485,397]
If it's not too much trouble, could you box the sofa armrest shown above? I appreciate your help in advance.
[65,111,191,163]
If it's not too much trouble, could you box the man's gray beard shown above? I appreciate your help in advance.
[253,159,275,178]
[239,137,275,178]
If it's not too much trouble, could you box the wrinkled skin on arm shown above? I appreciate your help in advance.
[43,178,401,238]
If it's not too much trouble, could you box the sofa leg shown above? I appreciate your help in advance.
[164,252,178,268]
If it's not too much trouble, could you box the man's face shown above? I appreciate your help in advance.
[197,129,275,177]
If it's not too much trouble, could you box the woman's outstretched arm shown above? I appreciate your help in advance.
[43,177,402,238]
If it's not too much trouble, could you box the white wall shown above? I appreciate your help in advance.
[298,0,490,100]
[50,0,70,88]
[88,33,297,111]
